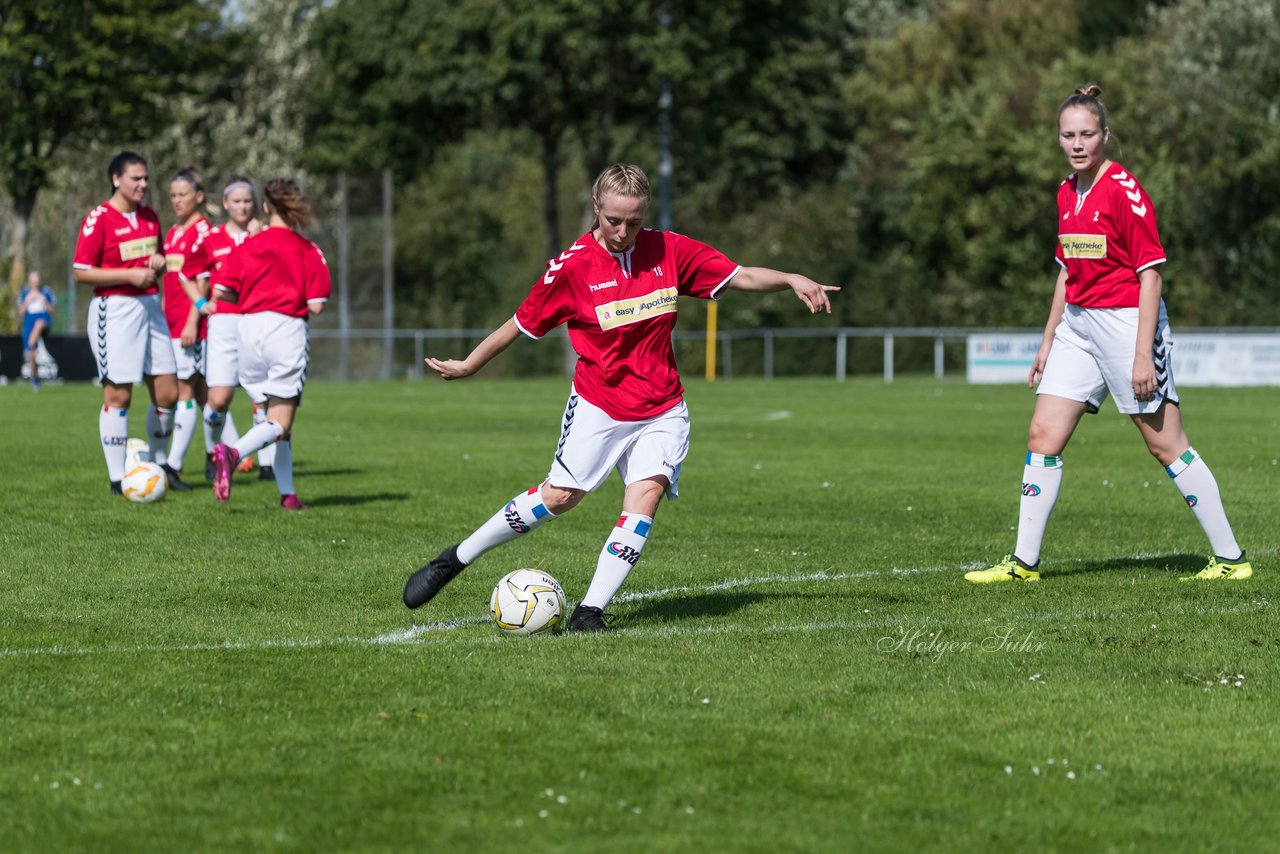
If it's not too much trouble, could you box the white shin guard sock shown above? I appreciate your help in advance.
[581,513,653,610]
[457,485,559,565]
[1013,452,1064,567]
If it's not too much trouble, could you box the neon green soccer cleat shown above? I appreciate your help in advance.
[1180,554,1253,581]
[965,555,1040,583]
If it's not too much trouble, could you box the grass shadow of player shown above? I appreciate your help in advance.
[289,466,363,478]
[1052,553,1206,577]
[305,492,411,508]
[624,591,770,625]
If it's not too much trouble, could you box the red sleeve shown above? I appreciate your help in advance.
[515,265,578,339]
[304,242,332,302]
[182,232,212,279]
[669,232,738,298]
[74,209,107,267]
[1116,178,1165,272]
[217,245,245,296]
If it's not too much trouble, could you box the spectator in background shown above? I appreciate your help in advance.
[19,270,56,391]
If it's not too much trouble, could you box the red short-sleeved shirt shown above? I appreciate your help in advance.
[73,203,162,298]
[515,228,740,421]
[203,225,251,315]
[1055,162,1166,309]
[162,216,212,337]
[214,227,331,318]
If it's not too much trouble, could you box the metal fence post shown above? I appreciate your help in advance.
[883,334,894,383]
[764,331,774,380]
[836,332,847,381]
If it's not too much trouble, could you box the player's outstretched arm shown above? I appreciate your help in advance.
[728,266,840,314]
[426,317,521,381]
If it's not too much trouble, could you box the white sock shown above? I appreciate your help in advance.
[203,403,225,450]
[233,420,284,459]
[1013,452,1064,567]
[167,400,199,471]
[581,513,653,609]
[100,405,129,482]
[274,435,295,496]
[1166,447,1243,560]
[147,405,173,466]
[223,411,241,449]
[253,406,276,467]
[457,485,558,565]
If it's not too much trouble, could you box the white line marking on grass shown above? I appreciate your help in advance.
[0,558,1268,657]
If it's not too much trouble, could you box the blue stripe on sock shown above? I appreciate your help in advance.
[635,520,651,537]
[532,504,549,519]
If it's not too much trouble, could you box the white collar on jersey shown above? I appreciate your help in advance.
[608,244,637,277]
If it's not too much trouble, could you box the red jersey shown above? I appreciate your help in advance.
[73,203,162,298]
[515,228,739,420]
[214,227,331,319]
[203,225,251,315]
[162,216,212,337]
[1055,162,1166,309]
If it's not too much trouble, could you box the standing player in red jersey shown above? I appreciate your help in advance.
[207,178,330,510]
[403,163,840,631]
[158,166,215,491]
[74,151,181,496]
[201,175,271,482]
[966,84,1252,584]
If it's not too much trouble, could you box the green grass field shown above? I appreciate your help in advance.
[1,376,1276,852]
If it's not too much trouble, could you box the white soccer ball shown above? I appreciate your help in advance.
[122,461,167,503]
[125,437,151,469]
[490,569,567,636]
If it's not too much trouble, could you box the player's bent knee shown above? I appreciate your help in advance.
[541,483,585,514]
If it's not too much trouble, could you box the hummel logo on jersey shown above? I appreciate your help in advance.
[1113,170,1148,217]
[543,242,587,286]
[589,279,618,292]
[607,542,642,565]
[115,227,133,236]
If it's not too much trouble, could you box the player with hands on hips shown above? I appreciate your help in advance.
[966,84,1251,584]
[407,162,839,631]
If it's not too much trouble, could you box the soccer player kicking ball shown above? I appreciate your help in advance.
[966,84,1252,584]
[403,163,840,631]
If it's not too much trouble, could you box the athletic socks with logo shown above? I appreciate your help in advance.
[1166,447,1243,561]
[457,485,558,565]
[99,405,130,481]
[581,512,653,610]
[234,419,284,459]
[202,404,241,452]
[1013,452,1063,568]
[253,405,276,467]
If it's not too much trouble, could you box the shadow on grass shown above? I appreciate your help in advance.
[290,467,363,478]
[305,492,411,508]
[625,591,770,624]
[1051,553,1206,577]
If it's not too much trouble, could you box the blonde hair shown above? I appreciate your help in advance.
[592,163,651,206]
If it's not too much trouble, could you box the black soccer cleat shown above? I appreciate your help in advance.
[258,465,276,482]
[567,604,614,633]
[403,544,466,609]
[110,480,124,497]
[162,464,193,492]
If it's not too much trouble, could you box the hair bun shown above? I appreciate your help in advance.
[1074,83,1103,99]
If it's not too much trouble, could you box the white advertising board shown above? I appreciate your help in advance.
[967,333,1280,386]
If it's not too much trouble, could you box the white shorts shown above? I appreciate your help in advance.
[1037,302,1180,415]
[546,387,690,499]
[205,312,241,388]
[238,311,310,402]
[88,294,177,385]
[170,337,206,381]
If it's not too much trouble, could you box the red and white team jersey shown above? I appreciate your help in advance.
[73,203,162,298]
[1055,162,1166,309]
[162,216,212,337]
[214,226,331,318]
[515,228,740,421]
[203,225,251,315]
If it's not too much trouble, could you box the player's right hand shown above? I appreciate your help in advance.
[425,357,474,381]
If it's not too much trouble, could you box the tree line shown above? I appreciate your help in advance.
[3,0,1278,338]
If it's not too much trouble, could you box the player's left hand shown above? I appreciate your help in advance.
[149,253,167,272]
[791,275,840,314]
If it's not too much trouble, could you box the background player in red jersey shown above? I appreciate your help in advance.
[159,166,216,491]
[207,178,331,510]
[403,162,840,631]
[966,84,1251,584]
[74,151,181,496]
[200,175,269,481]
